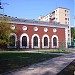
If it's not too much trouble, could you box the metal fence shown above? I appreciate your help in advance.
[0,41,75,50]
[16,41,66,49]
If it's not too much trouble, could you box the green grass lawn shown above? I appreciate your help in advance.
[0,52,60,74]
[30,49,70,53]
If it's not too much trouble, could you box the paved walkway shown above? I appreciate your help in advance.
[2,53,75,75]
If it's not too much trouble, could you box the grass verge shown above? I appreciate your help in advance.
[0,52,60,74]
[30,49,70,53]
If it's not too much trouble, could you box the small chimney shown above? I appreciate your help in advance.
[58,22,60,24]
[49,18,52,23]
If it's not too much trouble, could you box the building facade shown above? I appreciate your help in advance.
[7,17,68,49]
[38,7,71,45]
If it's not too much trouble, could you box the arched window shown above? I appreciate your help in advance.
[22,36,27,47]
[9,35,15,47]
[33,36,38,46]
[53,37,57,46]
[20,33,29,48]
[42,34,50,48]
[8,33,17,48]
[52,35,59,48]
[32,34,40,48]
[44,37,48,46]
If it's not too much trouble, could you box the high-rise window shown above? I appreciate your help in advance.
[65,10,66,12]
[65,22,67,24]
[65,18,67,20]
[56,18,57,20]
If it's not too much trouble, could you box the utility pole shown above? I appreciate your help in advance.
[0,0,9,22]
[0,0,9,15]
[0,0,3,14]
[0,0,2,8]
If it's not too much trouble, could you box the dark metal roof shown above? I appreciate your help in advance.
[0,14,67,28]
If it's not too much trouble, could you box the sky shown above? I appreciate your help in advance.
[0,0,75,26]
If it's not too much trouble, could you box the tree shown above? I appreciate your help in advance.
[71,27,75,46]
[0,16,16,48]
[71,27,75,41]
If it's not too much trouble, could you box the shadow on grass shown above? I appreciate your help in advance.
[0,52,60,74]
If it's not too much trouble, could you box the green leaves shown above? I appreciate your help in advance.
[0,22,10,44]
[71,27,75,38]
[0,17,17,48]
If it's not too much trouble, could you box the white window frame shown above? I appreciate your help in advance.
[20,33,29,48]
[8,33,17,48]
[31,34,40,48]
[42,34,50,48]
[52,35,59,48]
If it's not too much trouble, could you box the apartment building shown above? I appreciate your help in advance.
[39,7,71,45]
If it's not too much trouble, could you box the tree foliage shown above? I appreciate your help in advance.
[71,27,75,39]
[0,17,16,48]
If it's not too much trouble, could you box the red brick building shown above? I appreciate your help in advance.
[8,18,68,49]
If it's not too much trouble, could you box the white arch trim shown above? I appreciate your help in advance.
[42,34,50,48]
[8,33,17,48]
[52,35,59,48]
[20,33,29,48]
[31,34,40,48]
